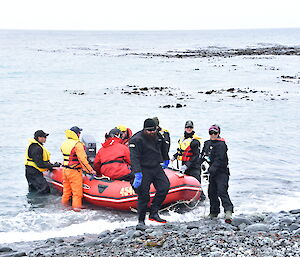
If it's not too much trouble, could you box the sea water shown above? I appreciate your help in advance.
[0,29,299,243]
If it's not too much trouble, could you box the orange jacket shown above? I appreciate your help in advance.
[61,130,94,173]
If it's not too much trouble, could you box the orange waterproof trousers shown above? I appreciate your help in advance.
[61,168,83,209]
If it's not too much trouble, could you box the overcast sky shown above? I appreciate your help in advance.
[0,0,300,30]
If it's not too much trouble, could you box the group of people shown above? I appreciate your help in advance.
[24,117,233,229]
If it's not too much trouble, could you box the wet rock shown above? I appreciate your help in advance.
[133,230,143,238]
[290,209,300,214]
[0,247,13,252]
[1,253,27,257]
[231,217,252,227]
[98,230,111,238]
[292,227,300,234]
[280,217,294,226]
[64,89,85,95]
[245,224,269,232]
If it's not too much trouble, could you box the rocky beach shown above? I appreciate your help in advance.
[1,209,299,257]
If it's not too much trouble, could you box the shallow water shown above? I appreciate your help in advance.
[0,29,299,243]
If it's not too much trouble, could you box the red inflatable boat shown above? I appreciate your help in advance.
[44,167,203,211]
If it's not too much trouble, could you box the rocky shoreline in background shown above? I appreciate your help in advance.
[1,209,299,257]
[125,46,300,59]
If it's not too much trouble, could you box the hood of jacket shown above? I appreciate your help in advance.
[102,137,123,148]
[65,130,79,140]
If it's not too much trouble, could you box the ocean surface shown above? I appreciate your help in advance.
[0,29,299,244]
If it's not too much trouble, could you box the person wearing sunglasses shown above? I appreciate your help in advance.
[200,124,234,223]
[129,118,170,230]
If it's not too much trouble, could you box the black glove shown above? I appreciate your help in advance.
[52,162,61,168]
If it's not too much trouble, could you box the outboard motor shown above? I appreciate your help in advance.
[82,134,97,167]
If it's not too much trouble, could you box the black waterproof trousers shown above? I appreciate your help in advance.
[135,166,170,222]
[208,173,233,214]
[25,165,50,194]
[185,167,201,184]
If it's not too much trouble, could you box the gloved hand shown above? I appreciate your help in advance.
[52,162,61,168]
[132,172,143,189]
[180,164,188,173]
[161,160,170,169]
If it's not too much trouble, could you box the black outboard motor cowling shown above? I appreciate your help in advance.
[82,135,97,167]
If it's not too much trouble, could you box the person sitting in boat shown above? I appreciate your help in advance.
[152,117,171,169]
[94,128,133,181]
[116,124,133,146]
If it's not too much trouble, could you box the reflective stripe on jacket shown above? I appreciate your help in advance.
[24,138,51,172]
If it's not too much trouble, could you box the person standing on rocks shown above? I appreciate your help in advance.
[25,130,61,194]
[200,124,234,223]
[129,118,170,230]
[60,126,96,211]
[152,116,171,169]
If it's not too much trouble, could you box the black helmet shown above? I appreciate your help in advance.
[185,120,194,128]
[108,128,122,138]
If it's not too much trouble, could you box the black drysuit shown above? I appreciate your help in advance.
[129,130,170,222]
[25,143,53,194]
[200,138,234,214]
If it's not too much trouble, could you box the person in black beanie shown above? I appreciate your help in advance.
[129,118,170,230]
[24,130,60,194]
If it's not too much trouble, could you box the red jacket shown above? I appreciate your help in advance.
[94,137,131,179]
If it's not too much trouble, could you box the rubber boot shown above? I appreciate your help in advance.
[149,212,167,223]
[224,211,233,224]
[207,213,218,219]
[136,221,146,231]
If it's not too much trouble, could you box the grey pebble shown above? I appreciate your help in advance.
[245,223,270,232]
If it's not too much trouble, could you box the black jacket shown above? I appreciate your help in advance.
[200,138,229,176]
[129,130,169,173]
[27,143,53,170]
[158,127,170,157]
